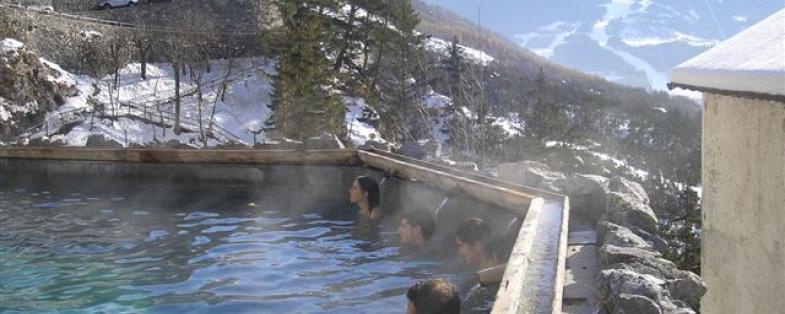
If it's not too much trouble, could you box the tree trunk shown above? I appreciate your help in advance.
[173,62,181,135]
[333,5,358,71]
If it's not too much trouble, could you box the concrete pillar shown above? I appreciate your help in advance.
[701,93,785,313]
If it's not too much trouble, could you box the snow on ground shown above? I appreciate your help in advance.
[421,92,451,148]
[493,112,523,137]
[1,38,24,58]
[422,89,451,109]
[0,97,12,122]
[515,22,581,58]
[652,106,667,113]
[18,57,279,147]
[8,39,392,148]
[344,97,384,146]
[424,36,496,65]
[622,32,718,48]
[546,141,650,179]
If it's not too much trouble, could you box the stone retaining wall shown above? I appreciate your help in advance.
[498,161,706,314]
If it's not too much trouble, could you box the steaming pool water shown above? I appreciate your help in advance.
[0,177,454,313]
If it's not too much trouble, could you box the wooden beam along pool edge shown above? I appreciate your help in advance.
[551,197,571,314]
[363,148,565,201]
[357,150,535,212]
[0,148,361,165]
[492,197,545,313]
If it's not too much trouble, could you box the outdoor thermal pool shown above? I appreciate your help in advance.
[0,159,523,313]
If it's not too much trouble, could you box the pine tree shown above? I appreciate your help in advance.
[444,35,468,109]
[376,0,426,143]
[267,0,344,141]
[525,67,568,145]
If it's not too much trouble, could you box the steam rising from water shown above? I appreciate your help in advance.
[0,172,448,313]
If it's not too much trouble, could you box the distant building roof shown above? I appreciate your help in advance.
[669,9,785,100]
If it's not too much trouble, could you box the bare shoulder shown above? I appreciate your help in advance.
[370,207,384,221]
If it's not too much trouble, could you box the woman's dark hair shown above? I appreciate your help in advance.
[406,278,460,314]
[456,217,498,256]
[355,176,380,211]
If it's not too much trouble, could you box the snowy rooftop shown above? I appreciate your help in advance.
[669,9,785,98]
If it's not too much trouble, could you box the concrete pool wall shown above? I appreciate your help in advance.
[0,147,570,314]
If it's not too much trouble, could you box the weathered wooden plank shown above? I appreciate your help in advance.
[357,150,534,212]
[0,148,360,166]
[492,197,545,313]
[364,149,564,200]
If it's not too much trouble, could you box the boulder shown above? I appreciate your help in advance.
[623,226,670,255]
[398,140,441,159]
[605,176,650,206]
[598,268,701,314]
[360,140,392,151]
[560,174,608,222]
[598,268,665,304]
[562,174,608,195]
[497,160,566,193]
[604,259,706,311]
[614,294,662,314]
[604,192,659,234]
[598,221,653,250]
[599,244,661,266]
[85,134,123,148]
[666,272,706,310]
[606,257,678,279]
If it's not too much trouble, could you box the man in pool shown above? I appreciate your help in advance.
[406,278,461,314]
[399,210,436,252]
[454,217,503,313]
[348,176,384,221]
[455,217,499,270]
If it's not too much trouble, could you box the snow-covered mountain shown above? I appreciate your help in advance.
[422,0,782,91]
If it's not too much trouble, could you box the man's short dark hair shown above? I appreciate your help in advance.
[455,217,491,244]
[402,210,436,239]
[406,278,460,314]
[456,217,498,256]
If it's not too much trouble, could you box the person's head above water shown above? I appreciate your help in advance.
[348,176,381,219]
[399,210,436,249]
[406,278,460,314]
[455,217,498,269]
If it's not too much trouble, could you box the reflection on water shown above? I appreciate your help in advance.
[0,180,447,313]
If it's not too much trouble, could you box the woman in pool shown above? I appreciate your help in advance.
[348,176,384,221]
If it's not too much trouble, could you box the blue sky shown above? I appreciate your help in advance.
[420,0,782,41]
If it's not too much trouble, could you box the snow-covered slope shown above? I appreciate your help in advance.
[11,49,389,148]
[8,38,472,149]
